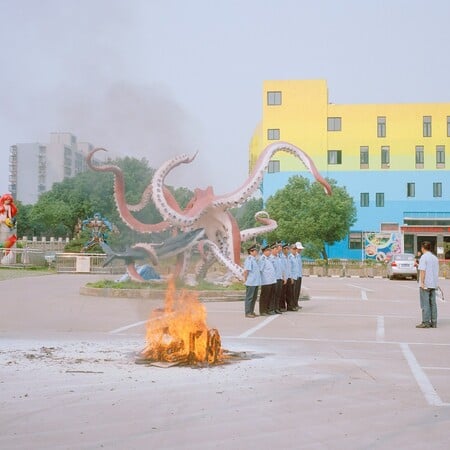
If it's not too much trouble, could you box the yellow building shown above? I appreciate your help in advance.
[251,80,450,259]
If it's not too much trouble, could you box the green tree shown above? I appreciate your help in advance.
[230,197,266,248]
[265,176,356,260]
[231,197,264,232]
[23,156,194,247]
[15,201,34,238]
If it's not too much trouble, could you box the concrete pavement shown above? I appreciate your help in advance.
[1,273,450,449]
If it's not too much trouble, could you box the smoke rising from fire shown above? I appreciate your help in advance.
[56,80,216,190]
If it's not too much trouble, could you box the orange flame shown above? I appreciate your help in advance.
[141,277,223,365]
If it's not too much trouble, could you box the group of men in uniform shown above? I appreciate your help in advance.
[242,241,304,318]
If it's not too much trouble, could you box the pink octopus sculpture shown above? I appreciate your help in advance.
[87,141,331,282]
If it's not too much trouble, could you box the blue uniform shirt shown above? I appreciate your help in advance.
[280,252,290,279]
[270,254,282,280]
[244,254,261,286]
[259,254,277,285]
[296,253,303,277]
[288,253,299,279]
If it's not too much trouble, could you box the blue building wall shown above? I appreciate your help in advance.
[262,171,450,259]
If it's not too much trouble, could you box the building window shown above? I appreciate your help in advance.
[268,160,280,173]
[360,193,369,207]
[423,116,432,137]
[381,146,390,166]
[348,232,363,250]
[436,145,445,167]
[377,116,386,138]
[407,182,415,198]
[415,145,424,165]
[447,116,450,137]
[376,193,384,207]
[327,150,342,165]
[360,146,369,168]
[267,128,280,140]
[327,117,342,131]
[360,146,369,164]
[433,182,442,198]
[267,91,282,105]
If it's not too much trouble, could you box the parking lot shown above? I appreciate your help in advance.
[1,273,450,449]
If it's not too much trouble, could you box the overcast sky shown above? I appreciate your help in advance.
[1,0,450,197]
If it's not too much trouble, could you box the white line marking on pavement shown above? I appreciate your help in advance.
[376,316,385,341]
[346,283,375,292]
[361,290,368,301]
[223,335,450,348]
[313,295,405,303]
[238,315,279,338]
[400,343,449,407]
[422,367,450,371]
[110,320,147,334]
[302,312,417,319]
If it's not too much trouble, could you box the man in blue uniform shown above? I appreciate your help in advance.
[287,244,300,311]
[279,243,291,311]
[243,245,261,318]
[269,243,283,314]
[294,241,304,309]
[258,244,277,316]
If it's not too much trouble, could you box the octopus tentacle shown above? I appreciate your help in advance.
[193,241,214,280]
[152,152,215,226]
[201,239,244,281]
[240,211,278,242]
[86,148,171,233]
[126,263,146,282]
[131,243,159,266]
[213,141,332,209]
[121,243,160,282]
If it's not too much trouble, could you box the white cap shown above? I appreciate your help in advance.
[295,241,304,249]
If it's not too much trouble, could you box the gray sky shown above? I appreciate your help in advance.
[1,0,450,197]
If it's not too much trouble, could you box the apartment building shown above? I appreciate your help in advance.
[9,132,97,205]
[250,80,450,260]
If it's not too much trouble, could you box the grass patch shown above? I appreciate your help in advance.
[86,278,245,291]
[0,266,56,281]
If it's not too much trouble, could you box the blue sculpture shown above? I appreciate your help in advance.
[81,212,113,252]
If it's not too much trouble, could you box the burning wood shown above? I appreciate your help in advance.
[139,278,223,366]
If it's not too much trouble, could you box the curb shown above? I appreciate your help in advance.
[79,286,244,302]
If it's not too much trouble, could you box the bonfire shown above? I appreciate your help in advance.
[140,278,223,366]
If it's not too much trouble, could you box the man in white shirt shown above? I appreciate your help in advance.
[416,241,440,328]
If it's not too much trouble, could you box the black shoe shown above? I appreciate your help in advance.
[431,322,437,328]
[260,312,269,316]
[287,308,297,311]
[416,322,431,328]
[268,311,276,315]
[274,309,282,314]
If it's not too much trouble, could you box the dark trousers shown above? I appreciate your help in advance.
[260,283,275,314]
[244,285,259,315]
[280,280,289,309]
[270,279,282,312]
[285,279,296,310]
[294,277,302,306]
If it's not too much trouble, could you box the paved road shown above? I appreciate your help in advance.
[1,274,450,449]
